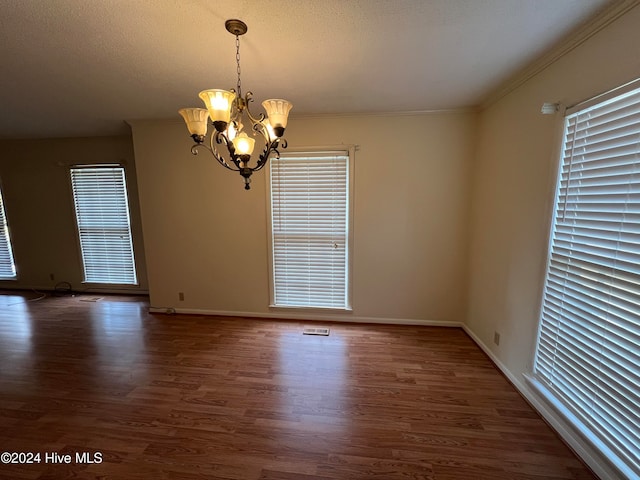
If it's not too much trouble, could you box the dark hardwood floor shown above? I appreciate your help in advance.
[0,291,596,479]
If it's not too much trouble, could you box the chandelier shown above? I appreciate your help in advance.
[179,19,293,190]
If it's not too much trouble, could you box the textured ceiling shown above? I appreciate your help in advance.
[0,0,614,138]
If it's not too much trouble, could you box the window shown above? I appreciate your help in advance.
[268,149,352,309]
[0,185,17,279]
[70,166,137,285]
[533,82,640,478]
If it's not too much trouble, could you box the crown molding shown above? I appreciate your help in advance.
[480,0,640,110]
[290,107,478,120]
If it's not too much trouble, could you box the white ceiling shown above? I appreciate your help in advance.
[0,0,613,139]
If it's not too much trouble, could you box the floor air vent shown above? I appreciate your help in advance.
[303,327,330,336]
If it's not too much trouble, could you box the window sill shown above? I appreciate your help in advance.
[269,304,352,314]
[524,375,636,480]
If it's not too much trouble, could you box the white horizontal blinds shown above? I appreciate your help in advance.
[534,86,640,476]
[270,151,348,308]
[70,166,137,285]
[0,187,17,279]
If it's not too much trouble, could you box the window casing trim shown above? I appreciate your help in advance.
[531,80,640,478]
[266,145,355,311]
[70,165,138,286]
[0,179,17,280]
[566,76,640,116]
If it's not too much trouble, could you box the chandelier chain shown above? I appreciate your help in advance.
[235,34,242,97]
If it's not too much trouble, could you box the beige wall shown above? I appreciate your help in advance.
[130,111,476,323]
[468,2,640,376]
[0,136,148,293]
[466,5,640,478]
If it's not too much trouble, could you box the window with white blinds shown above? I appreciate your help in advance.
[533,83,640,478]
[269,150,351,309]
[70,166,137,285]
[0,186,17,279]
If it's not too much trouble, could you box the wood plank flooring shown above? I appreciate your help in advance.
[0,291,597,479]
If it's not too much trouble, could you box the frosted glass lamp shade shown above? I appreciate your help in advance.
[178,108,209,136]
[231,132,255,155]
[262,99,293,134]
[227,120,245,141]
[261,119,276,141]
[198,89,235,123]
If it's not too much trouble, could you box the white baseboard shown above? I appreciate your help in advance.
[148,306,462,327]
[462,325,628,480]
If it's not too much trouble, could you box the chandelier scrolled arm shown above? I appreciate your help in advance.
[188,133,235,171]
[178,19,293,190]
[254,137,286,172]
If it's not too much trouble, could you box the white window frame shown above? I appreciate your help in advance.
[267,147,354,311]
[532,79,640,479]
[0,183,17,280]
[70,165,138,285]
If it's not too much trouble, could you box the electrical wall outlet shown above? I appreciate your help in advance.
[493,331,501,346]
[178,292,185,301]
[49,273,55,281]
